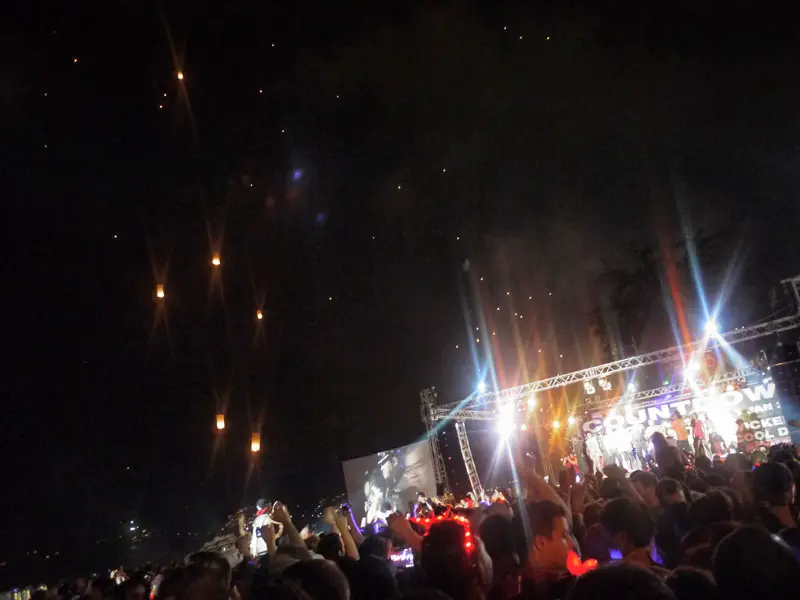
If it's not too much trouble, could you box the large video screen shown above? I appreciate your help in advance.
[342,440,436,526]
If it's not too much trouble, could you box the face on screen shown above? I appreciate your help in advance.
[343,441,436,524]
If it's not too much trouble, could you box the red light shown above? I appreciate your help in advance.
[425,518,430,523]
[465,531,471,537]
[465,541,472,548]
[437,515,443,520]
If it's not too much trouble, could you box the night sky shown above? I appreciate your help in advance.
[5,0,800,585]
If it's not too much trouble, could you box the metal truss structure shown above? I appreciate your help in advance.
[422,275,800,498]
[420,387,449,491]
[455,421,483,499]
[584,365,760,413]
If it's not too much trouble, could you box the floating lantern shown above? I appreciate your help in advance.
[216,413,225,430]
[156,284,165,299]
[251,432,261,453]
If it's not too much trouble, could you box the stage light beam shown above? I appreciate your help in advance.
[704,319,719,337]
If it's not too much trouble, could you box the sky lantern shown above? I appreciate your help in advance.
[211,252,221,267]
[215,413,225,430]
[177,71,184,80]
[250,432,261,453]
[256,309,263,320]
[156,283,165,299]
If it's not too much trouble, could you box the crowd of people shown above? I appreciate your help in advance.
[27,437,800,600]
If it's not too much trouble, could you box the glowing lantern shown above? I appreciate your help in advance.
[215,413,225,430]
[211,252,221,267]
[250,432,261,453]
[156,284,165,299]
[256,309,263,320]
[177,71,184,80]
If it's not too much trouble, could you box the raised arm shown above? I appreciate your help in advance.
[272,502,312,557]
[331,507,359,560]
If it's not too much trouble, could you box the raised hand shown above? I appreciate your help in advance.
[271,501,292,525]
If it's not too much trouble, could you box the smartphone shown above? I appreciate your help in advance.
[390,547,415,569]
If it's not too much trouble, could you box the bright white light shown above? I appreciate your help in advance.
[477,381,487,393]
[496,416,514,439]
[567,416,576,425]
[627,382,636,392]
[527,395,536,410]
[520,423,528,431]
[552,420,560,430]
[704,319,719,337]
[685,359,700,378]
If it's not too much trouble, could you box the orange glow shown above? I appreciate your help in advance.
[211,252,221,267]
[156,283,165,299]
[250,432,261,452]
[552,419,560,430]
[216,414,225,430]
[256,309,263,320]
[177,71,184,80]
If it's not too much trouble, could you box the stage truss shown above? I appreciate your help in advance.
[421,275,800,498]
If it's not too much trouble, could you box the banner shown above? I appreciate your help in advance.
[582,383,791,445]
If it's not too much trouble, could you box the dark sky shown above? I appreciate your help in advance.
[4,0,800,584]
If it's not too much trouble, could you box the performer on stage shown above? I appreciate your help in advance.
[585,433,603,473]
[250,498,283,557]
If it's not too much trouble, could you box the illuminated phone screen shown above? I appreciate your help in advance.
[390,547,415,569]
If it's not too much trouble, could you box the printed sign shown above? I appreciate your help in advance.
[582,383,790,445]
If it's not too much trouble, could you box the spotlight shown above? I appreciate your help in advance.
[627,382,636,392]
[496,417,514,439]
[704,319,719,337]
[527,395,536,410]
[477,380,487,393]
[552,420,560,430]
[567,416,576,425]
[520,423,528,431]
